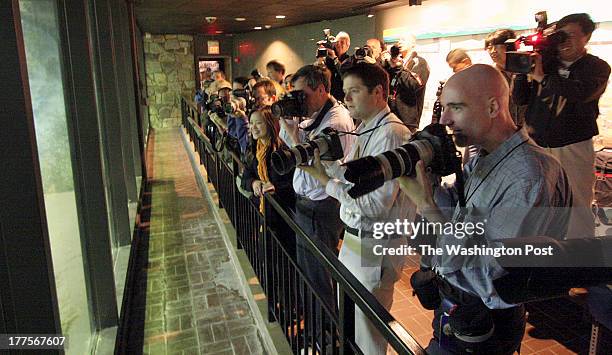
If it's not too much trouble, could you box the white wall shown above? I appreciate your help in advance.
[375,0,612,137]
[232,15,376,78]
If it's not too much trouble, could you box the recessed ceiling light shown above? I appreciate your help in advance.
[367,14,374,18]
[235,17,246,21]
[264,25,271,29]
[254,26,262,30]
[275,15,286,19]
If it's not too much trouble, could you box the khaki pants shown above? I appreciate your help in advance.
[338,231,406,355]
[547,139,596,238]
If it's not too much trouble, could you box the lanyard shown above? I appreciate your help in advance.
[463,140,527,204]
[356,111,393,158]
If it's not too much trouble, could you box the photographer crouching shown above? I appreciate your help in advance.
[299,63,417,354]
[514,13,611,239]
[397,64,572,354]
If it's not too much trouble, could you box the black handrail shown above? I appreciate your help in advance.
[180,96,427,355]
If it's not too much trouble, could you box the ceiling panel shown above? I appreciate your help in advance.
[134,0,411,34]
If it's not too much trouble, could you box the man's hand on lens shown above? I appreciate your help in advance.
[397,161,435,211]
[531,52,545,82]
[298,148,330,186]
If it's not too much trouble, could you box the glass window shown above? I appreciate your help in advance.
[19,1,93,354]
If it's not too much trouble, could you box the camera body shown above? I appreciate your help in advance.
[343,123,461,198]
[271,90,308,118]
[389,44,401,59]
[271,127,344,175]
[505,11,567,74]
[251,69,262,80]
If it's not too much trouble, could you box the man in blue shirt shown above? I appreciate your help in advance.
[398,64,571,354]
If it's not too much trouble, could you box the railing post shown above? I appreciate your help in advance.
[339,288,356,355]
[231,159,239,226]
[263,197,276,322]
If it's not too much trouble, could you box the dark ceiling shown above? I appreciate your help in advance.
[134,0,408,35]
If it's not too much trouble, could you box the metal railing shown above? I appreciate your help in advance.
[181,96,426,355]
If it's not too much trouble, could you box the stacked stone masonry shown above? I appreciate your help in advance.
[144,34,195,128]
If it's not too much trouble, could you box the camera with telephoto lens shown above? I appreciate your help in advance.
[271,90,308,117]
[505,11,568,74]
[354,45,374,61]
[232,88,255,112]
[223,97,247,115]
[206,94,227,117]
[343,123,461,198]
[271,127,344,175]
[389,44,401,59]
[316,29,336,58]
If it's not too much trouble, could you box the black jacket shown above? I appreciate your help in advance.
[241,144,296,212]
[325,53,350,102]
[515,53,610,147]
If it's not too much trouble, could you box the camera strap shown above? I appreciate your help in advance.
[302,98,335,133]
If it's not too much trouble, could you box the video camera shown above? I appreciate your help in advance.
[505,11,568,74]
[316,29,336,58]
[343,123,462,198]
[271,127,344,175]
[271,90,308,118]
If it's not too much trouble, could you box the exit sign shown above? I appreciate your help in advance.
[207,40,220,54]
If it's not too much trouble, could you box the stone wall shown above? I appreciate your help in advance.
[144,34,195,128]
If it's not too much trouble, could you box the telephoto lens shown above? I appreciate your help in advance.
[271,127,344,175]
[343,124,461,198]
[271,90,308,117]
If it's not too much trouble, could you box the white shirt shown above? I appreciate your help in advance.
[280,101,355,200]
[325,107,417,231]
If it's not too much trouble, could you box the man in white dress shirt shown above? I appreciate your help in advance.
[279,65,355,346]
[300,62,417,354]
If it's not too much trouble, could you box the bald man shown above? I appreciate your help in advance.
[398,64,571,354]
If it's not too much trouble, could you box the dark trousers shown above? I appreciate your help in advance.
[295,195,343,342]
[427,303,526,355]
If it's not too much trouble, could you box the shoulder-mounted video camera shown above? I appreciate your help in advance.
[316,29,336,58]
[505,11,568,74]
